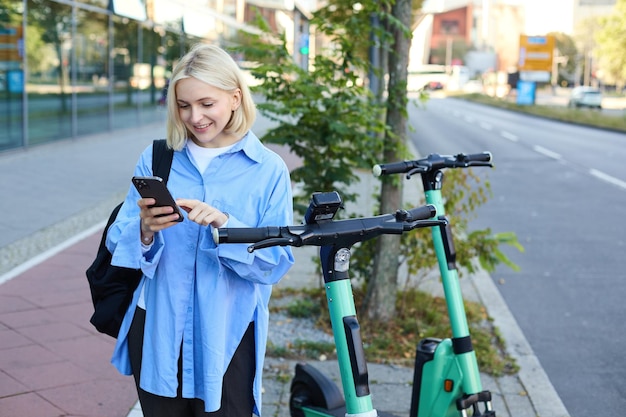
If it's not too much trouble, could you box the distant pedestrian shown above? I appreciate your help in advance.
[105,43,294,417]
[158,78,169,106]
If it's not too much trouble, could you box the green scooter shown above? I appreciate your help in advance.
[217,149,494,417]
[214,191,442,417]
[373,151,495,417]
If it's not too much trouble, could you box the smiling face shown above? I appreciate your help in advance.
[175,76,242,148]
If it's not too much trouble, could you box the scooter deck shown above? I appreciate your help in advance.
[304,405,401,417]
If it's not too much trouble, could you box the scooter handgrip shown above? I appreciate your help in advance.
[373,161,414,177]
[464,151,492,163]
[213,227,282,244]
[407,204,437,220]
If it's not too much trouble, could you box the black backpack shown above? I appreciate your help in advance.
[86,139,173,338]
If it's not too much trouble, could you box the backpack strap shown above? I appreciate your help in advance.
[152,139,174,184]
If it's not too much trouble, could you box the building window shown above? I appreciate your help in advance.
[441,19,459,35]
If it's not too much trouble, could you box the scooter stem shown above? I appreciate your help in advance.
[424,186,483,395]
[320,245,378,416]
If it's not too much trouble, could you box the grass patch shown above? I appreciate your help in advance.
[455,92,626,133]
[270,287,518,377]
[285,298,322,318]
[266,339,336,360]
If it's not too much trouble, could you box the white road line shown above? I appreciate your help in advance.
[0,221,106,286]
[533,145,562,160]
[479,122,492,130]
[589,169,626,190]
[501,131,518,142]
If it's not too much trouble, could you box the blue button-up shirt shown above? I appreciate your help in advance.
[106,131,294,415]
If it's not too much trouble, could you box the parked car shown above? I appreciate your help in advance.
[424,80,444,90]
[568,86,602,109]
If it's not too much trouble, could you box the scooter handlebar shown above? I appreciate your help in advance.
[461,151,492,164]
[406,204,437,221]
[373,151,493,177]
[373,160,417,177]
[213,226,284,244]
[213,204,440,251]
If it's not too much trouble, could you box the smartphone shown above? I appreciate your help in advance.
[132,176,184,222]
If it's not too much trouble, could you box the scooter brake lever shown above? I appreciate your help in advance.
[406,165,428,179]
[247,237,296,253]
[404,219,446,231]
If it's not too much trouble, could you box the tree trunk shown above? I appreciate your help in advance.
[364,0,412,322]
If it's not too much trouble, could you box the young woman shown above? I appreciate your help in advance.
[106,43,294,417]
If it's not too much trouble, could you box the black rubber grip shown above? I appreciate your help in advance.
[407,204,437,220]
[463,152,492,163]
[215,227,282,244]
[372,161,414,177]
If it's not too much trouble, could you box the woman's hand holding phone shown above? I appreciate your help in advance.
[132,176,184,243]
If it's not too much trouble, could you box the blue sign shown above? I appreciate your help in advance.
[516,80,536,106]
[7,70,24,93]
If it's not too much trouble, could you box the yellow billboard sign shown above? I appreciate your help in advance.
[0,25,22,63]
[518,35,555,73]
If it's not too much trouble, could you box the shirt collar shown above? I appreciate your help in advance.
[184,131,265,164]
[228,131,264,164]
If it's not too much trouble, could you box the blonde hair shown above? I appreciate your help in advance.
[166,43,256,150]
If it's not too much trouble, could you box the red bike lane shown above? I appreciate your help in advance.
[0,231,137,417]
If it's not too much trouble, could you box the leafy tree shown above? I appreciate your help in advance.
[362,0,413,321]
[237,11,387,213]
[238,0,521,322]
[549,32,578,86]
[0,0,22,25]
[574,15,603,86]
[26,0,73,111]
[595,0,626,88]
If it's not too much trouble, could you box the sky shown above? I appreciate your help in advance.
[523,0,574,35]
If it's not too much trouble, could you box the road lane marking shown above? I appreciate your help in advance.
[589,169,626,190]
[533,145,562,160]
[501,131,518,142]
[480,122,493,130]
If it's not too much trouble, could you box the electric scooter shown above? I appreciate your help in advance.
[214,191,443,417]
[278,153,496,417]
[373,151,495,417]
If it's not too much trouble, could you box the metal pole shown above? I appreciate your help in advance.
[22,0,29,147]
[368,13,380,98]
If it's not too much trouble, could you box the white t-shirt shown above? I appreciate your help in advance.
[186,138,236,174]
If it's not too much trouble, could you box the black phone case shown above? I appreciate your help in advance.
[132,176,184,222]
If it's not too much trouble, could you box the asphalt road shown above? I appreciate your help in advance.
[407,97,626,417]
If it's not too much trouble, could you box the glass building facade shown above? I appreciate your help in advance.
[0,0,257,152]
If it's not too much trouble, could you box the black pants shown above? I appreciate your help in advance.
[128,308,256,417]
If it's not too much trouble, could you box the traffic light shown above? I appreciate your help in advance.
[299,34,309,55]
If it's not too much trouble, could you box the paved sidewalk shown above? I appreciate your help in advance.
[0,118,569,417]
